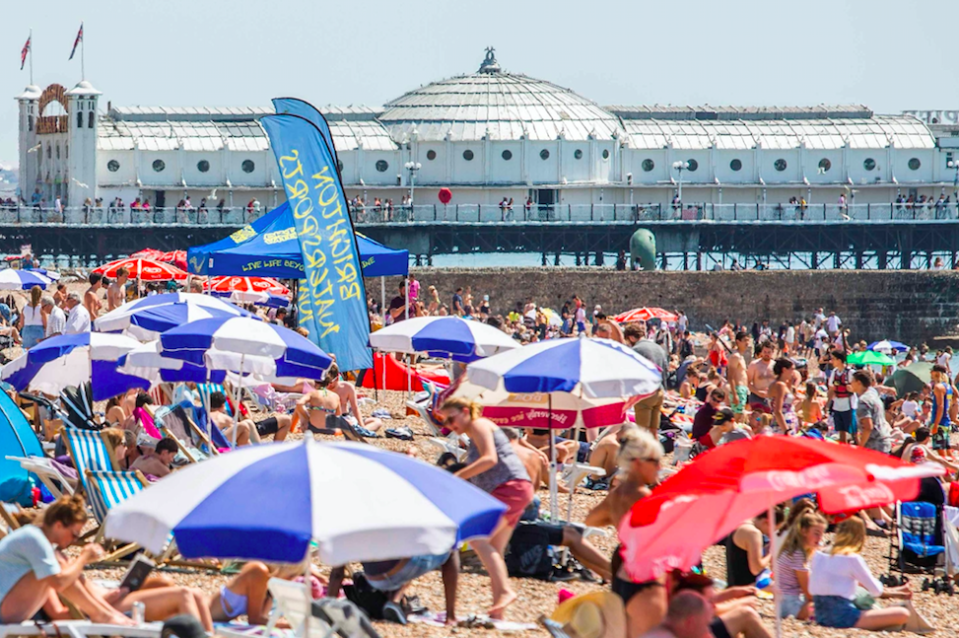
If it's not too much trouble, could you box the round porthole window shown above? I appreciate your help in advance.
[908,158,921,170]
[502,149,513,161]
[197,160,210,173]
[539,149,550,160]
[774,159,787,172]
[152,159,165,172]
[574,149,583,160]
[426,150,437,161]
[818,158,831,172]
[641,159,655,172]
[242,160,255,173]
[602,149,610,160]
[107,160,120,172]
[686,159,698,172]
[375,160,389,172]
[463,150,474,161]
[864,158,876,171]
[730,159,743,171]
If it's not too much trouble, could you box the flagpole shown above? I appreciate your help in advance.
[81,23,85,80]
[29,29,33,85]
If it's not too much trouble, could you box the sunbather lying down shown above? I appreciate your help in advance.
[208,390,291,445]
[0,497,212,630]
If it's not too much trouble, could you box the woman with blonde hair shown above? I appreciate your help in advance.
[809,517,912,630]
[19,285,44,348]
[776,509,826,619]
[427,285,440,315]
[585,426,668,637]
[436,396,532,619]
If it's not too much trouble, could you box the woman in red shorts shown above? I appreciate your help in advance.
[438,397,534,620]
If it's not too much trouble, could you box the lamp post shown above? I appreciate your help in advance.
[404,161,421,207]
[672,160,688,211]
[949,160,959,218]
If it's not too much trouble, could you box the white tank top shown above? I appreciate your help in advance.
[22,304,43,326]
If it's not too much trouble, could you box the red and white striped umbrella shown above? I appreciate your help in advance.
[203,276,290,296]
[612,307,679,323]
[93,258,189,281]
[157,250,188,271]
[130,248,164,260]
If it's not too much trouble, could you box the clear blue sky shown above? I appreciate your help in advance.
[3,0,958,163]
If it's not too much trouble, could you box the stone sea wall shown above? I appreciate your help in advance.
[376,269,959,345]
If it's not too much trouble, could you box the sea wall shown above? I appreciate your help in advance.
[376,269,959,345]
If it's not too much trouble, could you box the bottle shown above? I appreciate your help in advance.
[755,568,772,590]
[132,601,145,624]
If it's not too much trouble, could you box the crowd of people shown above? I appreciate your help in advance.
[0,268,953,637]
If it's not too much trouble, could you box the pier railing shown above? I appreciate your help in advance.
[1,202,957,225]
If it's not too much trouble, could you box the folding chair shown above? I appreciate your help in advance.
[84,469,149,553]
[59,383,101,430]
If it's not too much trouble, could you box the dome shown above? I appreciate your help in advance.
[379,48,623,142]
[65,80,102,96]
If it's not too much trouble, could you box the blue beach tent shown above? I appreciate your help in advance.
[187,203,409,278]
[0,390,43,505]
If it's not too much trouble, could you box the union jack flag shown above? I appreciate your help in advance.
[20,36,30,70]
[69,23,83,60]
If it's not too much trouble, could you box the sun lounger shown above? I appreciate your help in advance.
[0,620,162,638]
[5,454,77,498]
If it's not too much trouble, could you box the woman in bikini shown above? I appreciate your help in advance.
[585,425,667,638]
[294,366,342,434]
[326,369,384,435]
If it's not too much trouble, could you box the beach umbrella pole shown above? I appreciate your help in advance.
[231,355,244,448]
[769,502,782,638]
[548,394,559,520]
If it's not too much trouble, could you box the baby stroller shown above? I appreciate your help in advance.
[884,500,951,594]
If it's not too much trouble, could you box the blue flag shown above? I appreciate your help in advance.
[260,114,372,372]
[272,98,339,166]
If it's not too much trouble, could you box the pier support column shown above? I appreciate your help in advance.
[554,252,561,267]
[878,251,887,270]
[595,251,604,267]
[811,252,818,270]
[855,252,863,270]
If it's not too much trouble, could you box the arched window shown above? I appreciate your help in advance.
[88,111,94,129]
[77,111,83,128]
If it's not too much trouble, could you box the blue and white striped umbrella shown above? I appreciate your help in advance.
[1,333,151,400]
[0,269,53,290]
[868,340,909,353]
[95,292,253,337]
[467,337,662,398]
[159,316,332,380]
[117,340,226,385]
[104,440,507,564]
[370,316,519,361]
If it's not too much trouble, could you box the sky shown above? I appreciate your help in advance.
[3,0,958,163]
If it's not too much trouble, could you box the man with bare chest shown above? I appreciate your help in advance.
[726,331,750,422]
[746,342,776,414]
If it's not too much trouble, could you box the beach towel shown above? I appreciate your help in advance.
[133,406,162,439]
[408,612,537,632]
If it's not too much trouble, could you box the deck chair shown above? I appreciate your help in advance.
[84,469,149,556]
[5,454,77,498]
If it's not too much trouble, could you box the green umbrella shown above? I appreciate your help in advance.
[847,350,896,366]
[885,362,933,398]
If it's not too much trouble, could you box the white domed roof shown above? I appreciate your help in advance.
[379,49,623,142]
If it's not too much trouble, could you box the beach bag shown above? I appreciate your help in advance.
[949,482,959,508]
[342,572,390,620]
[505,522,556,580]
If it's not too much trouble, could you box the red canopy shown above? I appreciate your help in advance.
[619,436,942,582]
[93,258,189,281]
[203,276,290,296]
[612,307,679,323]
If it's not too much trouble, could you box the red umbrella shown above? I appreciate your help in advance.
[130,248,164,260]
[157,250,188,271]
[93,258,189,281]
[618,436,942,583]
[203,276,290,296]
[612,307,678,323]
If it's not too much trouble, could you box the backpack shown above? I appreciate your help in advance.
[679,338,694,359]
[342,572,391,620]
[504,522,557,580]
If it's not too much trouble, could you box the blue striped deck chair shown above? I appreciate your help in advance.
[197,383,234,416]
[85,469,152,562]
[60,427,118,526]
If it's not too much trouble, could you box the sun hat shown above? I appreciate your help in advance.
[549,591,626,638]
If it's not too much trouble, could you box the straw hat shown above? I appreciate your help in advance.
[549,591,626,638]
